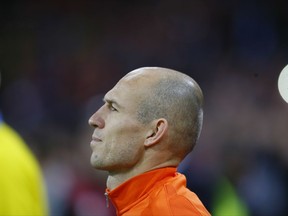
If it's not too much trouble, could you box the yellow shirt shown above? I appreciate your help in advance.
[0,122,48,216]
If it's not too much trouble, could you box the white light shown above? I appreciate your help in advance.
[278,64,288,104]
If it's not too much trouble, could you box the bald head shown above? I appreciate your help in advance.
[124,67,204,158]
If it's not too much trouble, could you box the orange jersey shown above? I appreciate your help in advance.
[106,167,211,216]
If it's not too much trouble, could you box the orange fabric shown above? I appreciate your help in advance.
[106,167,211,216]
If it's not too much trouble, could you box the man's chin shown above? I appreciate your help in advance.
[90,159,107,170]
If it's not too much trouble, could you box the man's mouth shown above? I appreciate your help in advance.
[92,136,102,142]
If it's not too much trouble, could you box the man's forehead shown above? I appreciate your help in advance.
[104,86,118,100]
[104,67,171,102]
[104,77,147,102]
[118,73,151,91]
[104,81,133,101]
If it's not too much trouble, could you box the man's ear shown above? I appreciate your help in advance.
[144,118,168,147]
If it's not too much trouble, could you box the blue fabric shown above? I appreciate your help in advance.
[0,112,3,124]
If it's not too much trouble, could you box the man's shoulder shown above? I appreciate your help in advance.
[120,170,211,215]
[146,173,211,215]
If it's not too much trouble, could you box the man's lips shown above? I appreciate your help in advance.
[91,136,102,143]
[92,136,102,142]
[90,136,102,148]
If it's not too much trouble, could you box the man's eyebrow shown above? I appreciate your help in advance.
[103,97,122,108]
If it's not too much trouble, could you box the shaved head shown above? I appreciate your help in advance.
[88,65,210,213]
[124,67,204,159]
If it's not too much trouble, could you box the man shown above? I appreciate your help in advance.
[0,73,49,215]
[88,67,210,215]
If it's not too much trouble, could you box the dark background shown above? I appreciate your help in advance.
[1,1,288,215]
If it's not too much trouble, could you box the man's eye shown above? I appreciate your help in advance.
[111,106,117,111]
[108,104,117,111]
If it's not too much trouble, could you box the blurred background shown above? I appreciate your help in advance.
[0,0,288,215]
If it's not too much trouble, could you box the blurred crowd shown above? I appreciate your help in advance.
[0,0,288,215]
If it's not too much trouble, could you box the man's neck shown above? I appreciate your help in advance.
[106,175,125,190]
[106,161,179,190]
[106,168,141,190]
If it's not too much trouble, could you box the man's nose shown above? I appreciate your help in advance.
[88,108,105,128]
